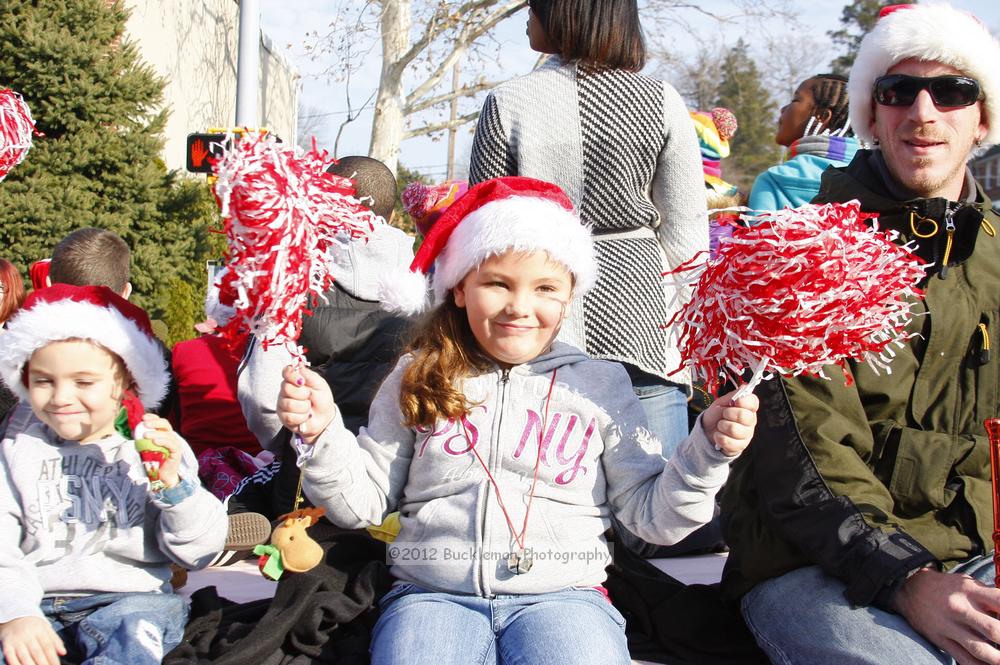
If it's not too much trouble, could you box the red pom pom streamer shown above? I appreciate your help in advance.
[0,88,38,182]
[212,133,379,362]
[667,201,927,398]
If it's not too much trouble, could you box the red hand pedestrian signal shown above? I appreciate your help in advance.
[190,139,209,168]
[186,133,228,173]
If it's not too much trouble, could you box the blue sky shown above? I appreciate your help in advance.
[260,0,1000,180]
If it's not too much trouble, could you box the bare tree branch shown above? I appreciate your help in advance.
[405,1,524,107]
[404,111,482,140]
[405,80,498,114]
[334,89,378,157]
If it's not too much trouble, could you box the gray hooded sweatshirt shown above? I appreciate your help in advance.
[301,342,734,597]
[0,405,228,622]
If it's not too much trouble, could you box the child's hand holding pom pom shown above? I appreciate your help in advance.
[277,366,337,445]
[699,389,759,457]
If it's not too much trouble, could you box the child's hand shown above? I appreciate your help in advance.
[140,414,183,489]
[0,615,66,665]
[700,389,759,457]
[277,365,336,445]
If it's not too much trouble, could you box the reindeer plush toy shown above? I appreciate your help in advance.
[253,507,327,580]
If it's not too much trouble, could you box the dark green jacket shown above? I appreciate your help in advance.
[721,150,1000,611]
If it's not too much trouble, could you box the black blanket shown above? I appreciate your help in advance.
[164,525,392,665]
[605,546,769,665]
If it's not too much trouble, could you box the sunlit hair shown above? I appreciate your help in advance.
[326,156,397,221]
[528,0,645,72]
[0,259,26,324]
[49,227,131,295]
[399,295,493,429]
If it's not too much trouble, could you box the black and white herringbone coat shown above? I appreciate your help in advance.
[469,59,707,386]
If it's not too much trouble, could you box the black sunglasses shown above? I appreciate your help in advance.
[873,74,982,108]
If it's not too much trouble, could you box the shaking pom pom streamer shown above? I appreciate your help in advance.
[0,88,37,182]
[212,132,380,361]
[667,201,927,399]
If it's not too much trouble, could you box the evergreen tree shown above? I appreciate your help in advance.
[162,275,199,348]
[714,39,780,192]
[0,0,221,344]
[828,0,895,75]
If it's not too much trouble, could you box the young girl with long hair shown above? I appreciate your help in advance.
[276,177,758,664]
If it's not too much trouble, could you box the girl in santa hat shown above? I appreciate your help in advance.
[276,177,758,665]
[0,285,227,665]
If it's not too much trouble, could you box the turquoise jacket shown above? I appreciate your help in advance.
[748,135,859,211]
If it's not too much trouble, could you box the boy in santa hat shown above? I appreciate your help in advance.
[0,285,227,665]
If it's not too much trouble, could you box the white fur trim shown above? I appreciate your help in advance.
[0,300,169,409]
[849,2,1000,149]
[378,267,429,315]
[431,196,598,305]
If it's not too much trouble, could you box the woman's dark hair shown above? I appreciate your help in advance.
[809,74,853,137]
[528,0,645,72]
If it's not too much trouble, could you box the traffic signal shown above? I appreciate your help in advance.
[186,133,229,173]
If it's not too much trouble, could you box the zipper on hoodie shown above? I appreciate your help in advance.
[977,322,991,365]
[477,367,510,597]
[938,206,956,280]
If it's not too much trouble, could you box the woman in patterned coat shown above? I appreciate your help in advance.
[469,0,707,469]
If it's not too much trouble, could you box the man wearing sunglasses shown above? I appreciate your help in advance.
[720,4,1000,664]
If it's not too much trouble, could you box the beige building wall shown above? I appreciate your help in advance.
[123,0,299,172]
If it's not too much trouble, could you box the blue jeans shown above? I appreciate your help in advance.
[370,584,630,665]
[742,556,995,665]
[0,592,188,665]
[628,370,689,459]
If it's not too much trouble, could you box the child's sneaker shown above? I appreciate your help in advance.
[209,512,272,566]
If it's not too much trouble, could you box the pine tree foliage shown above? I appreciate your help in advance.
[714,39,780,192]
[828,0,895,76]
[0,0,222,345]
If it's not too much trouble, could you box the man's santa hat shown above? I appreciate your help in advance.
[848,3,1000,150]
[0,284,169,409]
[379,176,598,314]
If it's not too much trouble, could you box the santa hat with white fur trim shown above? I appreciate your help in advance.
[848,3,1000,150]
[0,284,169,409]
[379,176,598,314]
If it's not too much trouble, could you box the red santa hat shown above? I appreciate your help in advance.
[380,176,598,314]
[848,3,1000,150]
[0,284,169,409]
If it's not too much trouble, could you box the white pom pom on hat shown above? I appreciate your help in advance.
[848,3,1000,149]
[0,284,169,409]
[379,176,598,315]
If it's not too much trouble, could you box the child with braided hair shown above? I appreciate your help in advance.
[748,74,859,211]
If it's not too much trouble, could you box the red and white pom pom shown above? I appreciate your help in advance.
[0,88,37,182]
[667,200,927,398]
[212,133,380,362]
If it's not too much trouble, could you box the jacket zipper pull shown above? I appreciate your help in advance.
[501,368,510,384]
[939,208,956,280]
[978,323,991,365]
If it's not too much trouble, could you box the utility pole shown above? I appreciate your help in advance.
[235,0,261,127]
[446,61,461,181]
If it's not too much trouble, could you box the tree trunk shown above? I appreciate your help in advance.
[368,0,409,174]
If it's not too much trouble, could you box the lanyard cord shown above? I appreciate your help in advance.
[462,368,559,552]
